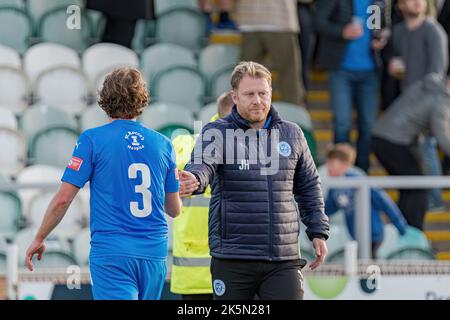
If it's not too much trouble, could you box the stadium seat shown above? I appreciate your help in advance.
[86,9,106,42]
[208,65,233,101]
[20,104,77,144]
[14,227,73,265]
[0,186,22,239]
[26,190,84,237]
[199,44,240,83]
[2,0,25,9]
[26,0,84,23]
[0,108,18,130]
[155,7,206,52]
[0,128,27,177]
[0,66,30,114]
[30,250,78,268]
[79,104,110,131]
[132,19,156,54]
[272,102,313,132]
[155,0,199,15]
[83,43,139,89]
[141,102,195,138]
[24,43,81,85]
[16,165,63,218]
[37,7,92,52]
[378,225,433,259]
[299,222,314,254]
[198,102,218,125]
[29,126,79,168]
[325,224,352,262]
[140,43,196,86]
[386,247,435,260]
[0,44,22,69]
[0,7,32,54]
[72,228,90,266]
[152,66,206,113]
[0,251,5,275]
[34,66,90,115]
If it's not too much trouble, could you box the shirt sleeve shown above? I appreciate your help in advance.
[165,142,180,193]
[61,132,94,188]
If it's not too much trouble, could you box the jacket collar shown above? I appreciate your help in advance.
[227,105,282,130]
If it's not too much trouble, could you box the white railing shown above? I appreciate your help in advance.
[2,176,450,261]
[322,176,450,259]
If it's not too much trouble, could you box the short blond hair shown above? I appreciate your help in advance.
[230,61,272,90]
[326,143,356,165]
[217,91,234,118]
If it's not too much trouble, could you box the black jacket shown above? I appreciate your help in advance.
[314,0,388,70]
[86,0,155,20]
[185,106,330,261]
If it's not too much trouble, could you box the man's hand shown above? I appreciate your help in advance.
[309,238,328,270]
[342,22,363,40]
[371,37,387,51]
[179,170,200,198]
[25,238,46,271]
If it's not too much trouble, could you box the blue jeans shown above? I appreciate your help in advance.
[420,136,444,209]
[330,70,380,172]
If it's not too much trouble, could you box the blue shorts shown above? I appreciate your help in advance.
[90,256,167,300]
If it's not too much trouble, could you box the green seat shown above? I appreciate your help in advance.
[156,8,206,52]
[158,125,194,139]
[378,224,432,259]
[20,104,77,146]
[79,104,110,131]
[141,102,195,136]
[302,128,318,164]
[29,250,77,268]
[155,0,199,15]
[325,224,352,261]
[0,66,30,114]
[0,128,27,177]
[199,44,240,83]
[0,251,5,275]
[209,65,233,101]
[82,43,139,89]
[72,228,90,266]
[35,66,90,115]
[152,66,206,113]
[2,0,25,9]
[0,188,22,239]
[26,0,84,23]
[29,126,79,169]
[198,102,218,125]
[386,248,435,260]
[37,7,92,52]
[0,44,22,69]
[0,7,32,54]
[141,43,196,86]
[132,19,156,54]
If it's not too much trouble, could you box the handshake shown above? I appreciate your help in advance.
[179,170,200,198]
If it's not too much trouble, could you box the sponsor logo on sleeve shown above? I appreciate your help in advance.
[68,156,83,171]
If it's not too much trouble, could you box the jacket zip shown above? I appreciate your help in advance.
[267,175,273,261]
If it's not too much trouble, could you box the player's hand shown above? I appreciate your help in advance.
[310,238,328,270]
[179,170,200,198]
[25,238,46,271]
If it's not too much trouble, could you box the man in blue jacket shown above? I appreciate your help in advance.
[325,143,407,259]
[179,61,330,300]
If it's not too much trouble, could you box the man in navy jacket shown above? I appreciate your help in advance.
[180,61,330,300]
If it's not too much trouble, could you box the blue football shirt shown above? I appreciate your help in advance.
[62,119,179,261]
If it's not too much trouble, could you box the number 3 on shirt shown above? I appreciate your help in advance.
[128,163,152,217]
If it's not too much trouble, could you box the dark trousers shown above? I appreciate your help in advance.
[372,137,428,230]
[210,257,306,300]
[329,70,380,172]
[182,294,213,300]
[102,17,137,48]
[298,3,314,91]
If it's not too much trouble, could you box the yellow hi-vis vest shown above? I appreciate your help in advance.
[170,135,212,294]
